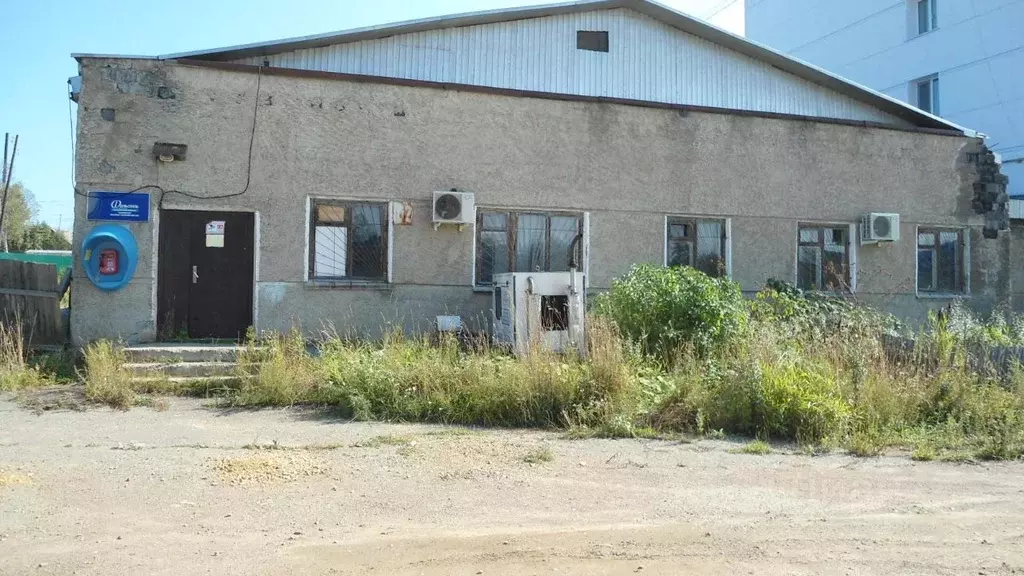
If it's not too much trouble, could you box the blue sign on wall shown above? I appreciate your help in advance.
[87,192,150,222]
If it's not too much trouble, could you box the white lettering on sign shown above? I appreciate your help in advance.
[109,199,139,213]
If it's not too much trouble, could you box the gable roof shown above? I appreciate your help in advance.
[90,0,972,135]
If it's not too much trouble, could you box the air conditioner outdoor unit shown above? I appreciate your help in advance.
[432,191,475,230]
[861,213,900,244]
[492,272,586,357]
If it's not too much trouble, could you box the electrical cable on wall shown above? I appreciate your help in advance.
[74,65,264,209]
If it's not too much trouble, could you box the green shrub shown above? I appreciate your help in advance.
[593,264,747,361]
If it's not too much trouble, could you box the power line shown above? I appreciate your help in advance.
[702,0,741,21]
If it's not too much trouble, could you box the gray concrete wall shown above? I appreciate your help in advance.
[72,58,1008,343]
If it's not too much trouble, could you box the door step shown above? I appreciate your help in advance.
[125,361,238,378]
[124,344,245,363]
[123,344,252,392]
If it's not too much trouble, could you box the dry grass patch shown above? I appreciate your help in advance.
[212,453,330,486]
[523,445,554,464]
[353,434,414,448]
[0,470,33,488]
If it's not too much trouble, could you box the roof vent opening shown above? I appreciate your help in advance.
[577,31,609,53]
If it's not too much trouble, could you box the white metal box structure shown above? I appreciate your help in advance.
[491,272,586,356]
[860,213,900,244]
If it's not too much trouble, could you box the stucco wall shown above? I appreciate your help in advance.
[72,58,1007,343]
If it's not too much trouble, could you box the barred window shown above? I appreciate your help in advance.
[666,217,727,277]
[797,225,849,291]
[476,210,583,286]
[918,228,964,293]
[309,200,388,281]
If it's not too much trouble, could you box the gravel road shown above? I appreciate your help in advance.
[2,394,1023,575]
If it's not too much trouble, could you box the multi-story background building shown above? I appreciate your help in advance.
[746,0,1023,197]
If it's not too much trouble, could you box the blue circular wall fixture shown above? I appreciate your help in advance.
[82,224,139,291]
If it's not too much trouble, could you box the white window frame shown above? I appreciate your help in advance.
[916,0,938,35]
[663,215,732,278]
[914,225,970,298]
[912,75,940,115]
[793,222,858,294]
[304,196,395,284]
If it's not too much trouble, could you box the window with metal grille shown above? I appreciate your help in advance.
[666,217,727,277]
[476,210,583,286]
[917,228,964,293]
[577,30,609,52]
[309,200,388,281]
[797,225,850,292]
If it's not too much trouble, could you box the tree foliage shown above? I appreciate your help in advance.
[0,183,38,249]
[1,183,68,251]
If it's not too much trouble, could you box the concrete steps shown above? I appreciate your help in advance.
[125,344,244,364]
[123,344,249,390]
[125,361,238,378]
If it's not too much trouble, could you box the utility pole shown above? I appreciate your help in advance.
[0,133,20,253]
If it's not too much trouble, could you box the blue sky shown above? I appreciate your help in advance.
[0,0,741,230]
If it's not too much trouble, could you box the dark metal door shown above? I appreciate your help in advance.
[157,210,254,340]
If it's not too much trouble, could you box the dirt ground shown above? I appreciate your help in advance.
[2,395,1023,576]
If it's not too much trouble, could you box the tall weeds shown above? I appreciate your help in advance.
[0,320,57,391]
[82,340,136,409]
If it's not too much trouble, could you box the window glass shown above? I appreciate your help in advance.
[478,212,509,286]
[798,246,821,291]
[918,0,931,33]
[550,216,581,271]
[918,247,935,291]
[476,210,582,286]
[667,218,726,276]
[350,205,384,279]
[695,221,723,276]
[937,231,959,292]
[917,229,963,294]
[798,225,849,291]
[799,228,819,243]
[516,214,548,272]
[314,226,347,278]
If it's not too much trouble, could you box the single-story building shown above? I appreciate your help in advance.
[69,0,1012,344]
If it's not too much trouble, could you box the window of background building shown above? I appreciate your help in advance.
[917,0,938,34]
[915,76,940,114]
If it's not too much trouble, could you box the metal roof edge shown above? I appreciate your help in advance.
[158,0,622,61]
[72,53,159,61]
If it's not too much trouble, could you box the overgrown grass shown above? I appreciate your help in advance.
[82,340,136,409]
[0,321,76,392]
[523,445,554,464]
[731,440,772,455]
[61,273,1024,462]
[213,300,1024,462]
[230,321,635,431]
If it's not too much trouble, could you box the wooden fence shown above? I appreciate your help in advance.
[0,260,64,346]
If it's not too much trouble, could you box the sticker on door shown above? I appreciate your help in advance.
[206,220,226,248]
